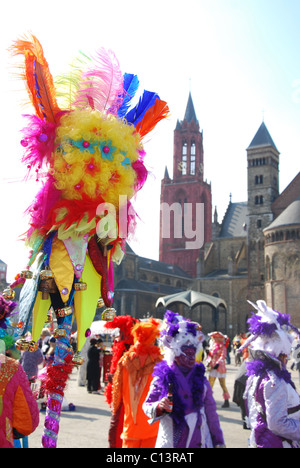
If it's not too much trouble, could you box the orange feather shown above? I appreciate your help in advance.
[135,99,169,139]
[10,35,61,123]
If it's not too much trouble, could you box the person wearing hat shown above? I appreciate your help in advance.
[242,300,300,448]
[143,311,225,448]
[206,331,230,408]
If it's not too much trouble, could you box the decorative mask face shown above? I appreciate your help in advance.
[175,345,196,369]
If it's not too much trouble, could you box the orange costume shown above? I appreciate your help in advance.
[111,318,162,448]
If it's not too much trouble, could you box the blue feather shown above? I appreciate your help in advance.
[125,90,160,125]
[117,73,140,118]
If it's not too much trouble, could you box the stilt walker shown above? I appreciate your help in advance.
[7,34,169,448]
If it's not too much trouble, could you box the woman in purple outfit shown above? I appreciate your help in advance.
[143,311,225,448]
[241,300,300,448]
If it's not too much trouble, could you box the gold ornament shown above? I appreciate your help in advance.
[101,307,116,321]
[53,328,67,338]
[55,306,73,318]
[16,339,38,352]
[97,297,105,308]
[72,352,84,366]
[39,268,58,300]
[2,288,16,300]
[74,282,87,291]
[20,269,33,279]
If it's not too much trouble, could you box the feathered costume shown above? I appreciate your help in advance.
[242,300,300,448]
[7,34,169,448]
[111,318,162,448]
[143,311,225,448]
[104,315,138,448]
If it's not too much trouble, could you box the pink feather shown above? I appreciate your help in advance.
[73,48,124,114]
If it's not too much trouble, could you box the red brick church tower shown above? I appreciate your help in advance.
[159,93,212,277]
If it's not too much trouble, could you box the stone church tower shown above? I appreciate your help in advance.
[159,93,212,277]
[246,121,280,302]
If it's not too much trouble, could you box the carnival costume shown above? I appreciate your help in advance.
[104,315,138,448]
[206,331,230,407]
[242,300,300,448]
[7,34,168,447]
[143,311,225,448]
[0,296,39,448]
[111,318,162,448]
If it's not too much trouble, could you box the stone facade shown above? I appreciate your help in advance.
[264,196,300,328]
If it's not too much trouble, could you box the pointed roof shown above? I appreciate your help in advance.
[248,121,279,152]
[184,92,198,124]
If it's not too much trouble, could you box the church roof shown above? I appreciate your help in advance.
[219,201,248,238]
[265,195,300,231]
[248,121,279,152]
[183,92,198,124]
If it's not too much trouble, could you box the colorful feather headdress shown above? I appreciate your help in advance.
[239,300,300,358]
[159,311,203,364]
[10,34,169,264]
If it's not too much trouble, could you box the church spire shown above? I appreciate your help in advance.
[184,92,198,124]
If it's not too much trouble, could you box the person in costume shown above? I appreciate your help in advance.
[241,300,300,448]
[206,331,230,408]
[143,311,225,448]
[0,296,39,448]
[104,315,138,448]
[111,318,162,448]
[9,34,169,448]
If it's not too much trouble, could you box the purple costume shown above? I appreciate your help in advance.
[239,300,300,449]
[143,360,225,448]
[244,353,300,448]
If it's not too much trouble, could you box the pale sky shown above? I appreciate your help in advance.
[1,0,300,281]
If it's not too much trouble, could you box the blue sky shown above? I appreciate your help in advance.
[0,0,300,280]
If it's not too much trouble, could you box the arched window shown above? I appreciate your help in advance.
[190,142,196,175]
[181,142,187,175]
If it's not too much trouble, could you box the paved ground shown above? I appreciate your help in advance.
[28,356,300,449]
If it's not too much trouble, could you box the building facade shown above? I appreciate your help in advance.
[113,95,300,337]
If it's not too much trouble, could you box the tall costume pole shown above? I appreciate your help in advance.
[8,34,169,448]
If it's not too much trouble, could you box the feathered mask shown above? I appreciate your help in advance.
[104,314,138,342]
[239,300,300,357]
[10,35,169,265]
[160,311,203,364]
[131,318,161,346]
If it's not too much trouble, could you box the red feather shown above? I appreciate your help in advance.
[135,99,169,138]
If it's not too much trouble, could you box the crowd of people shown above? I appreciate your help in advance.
[101,301,300,449]
[0,296,300,449]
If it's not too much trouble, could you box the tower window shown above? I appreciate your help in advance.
[255,195,264,205]
[255,175,263,184]
[190,142,196,175]
[181,142,187,175]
